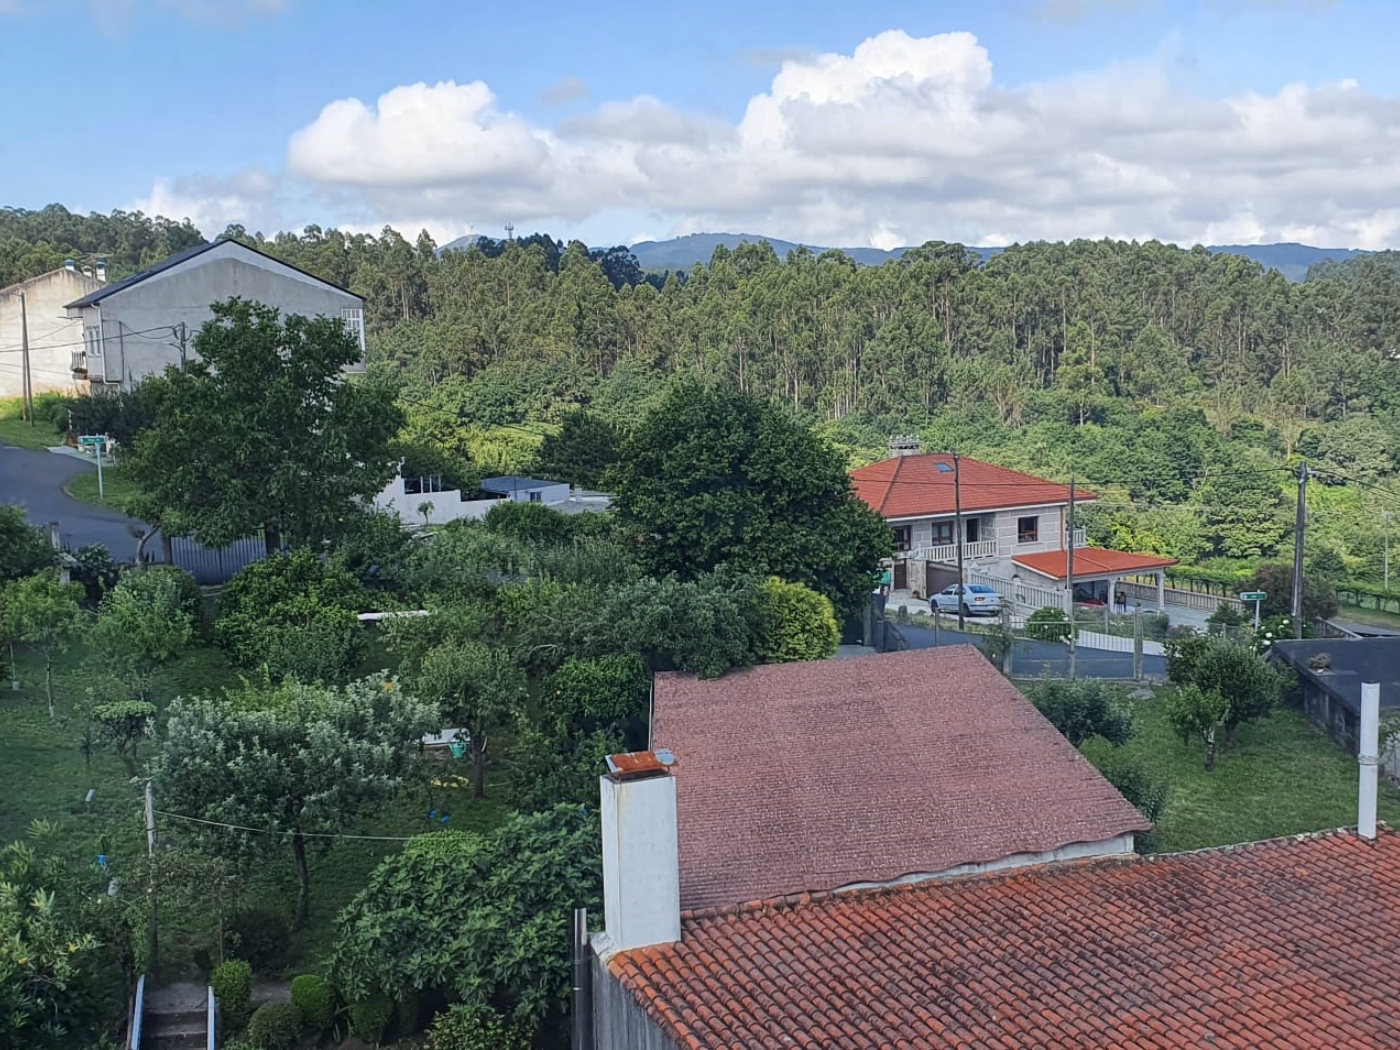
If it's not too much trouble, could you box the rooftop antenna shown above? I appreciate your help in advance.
[505,219,515,242]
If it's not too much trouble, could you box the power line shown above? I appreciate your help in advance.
[0,324,183,356]
[154,809,427,842]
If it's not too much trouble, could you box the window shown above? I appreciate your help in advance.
[892,525,912,552]
[964,518,980,543]
[1017,516,1039,543]
[84,325,103,358]
[930,521,954,546]
[405,474,444,495]
[528,490,542,503]
[341,307,365,350]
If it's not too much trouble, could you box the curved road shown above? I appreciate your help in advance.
[0,440,149,557]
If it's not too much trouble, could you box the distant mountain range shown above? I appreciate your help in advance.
[441,231,1371,283]
[627,234,1369,282]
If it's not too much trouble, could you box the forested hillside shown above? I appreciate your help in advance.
[8,204,1400,589]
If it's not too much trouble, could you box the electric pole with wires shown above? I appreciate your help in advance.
[1292,462,1310,638]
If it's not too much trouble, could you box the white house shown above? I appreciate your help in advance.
[63,239,365,391]
[851,439,1174,612]
[0,263,106,399]
[374,472,611,526]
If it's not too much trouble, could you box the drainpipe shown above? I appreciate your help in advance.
[1359,681,1380,840]
[572,907,594,1050]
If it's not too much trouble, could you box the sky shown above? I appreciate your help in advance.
[2,0,1399,250]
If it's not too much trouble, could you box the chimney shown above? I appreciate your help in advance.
[82,267,94,279]
[600,750,680,952]
[889,435,922,458]
[1359,681,1381,840]
[95,259,107,283]
[64,259,76,272]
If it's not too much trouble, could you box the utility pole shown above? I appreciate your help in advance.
[1292,462,1309,638]
[1384,512,1394,593]
[1067,476,1077,680]
[19,292,33,424]
[178,322,188,371]
[953,451,965,631]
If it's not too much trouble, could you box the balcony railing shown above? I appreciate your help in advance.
[910,539,1000,564]
[1067,529,1086,548]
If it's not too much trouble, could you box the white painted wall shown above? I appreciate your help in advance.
[373,477,504,525]
[600,771,681,952]
[0,269,104,398]
[72,243,363,390]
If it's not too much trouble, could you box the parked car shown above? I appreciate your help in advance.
[931,583,1003,617]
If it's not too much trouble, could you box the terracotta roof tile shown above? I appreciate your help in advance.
[654,647,1148,912]
[1013,547,1178,580]
[609,828,1400,1050]
[850,455,1096,520]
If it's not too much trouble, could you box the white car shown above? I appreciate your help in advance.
[931,583,1003,617]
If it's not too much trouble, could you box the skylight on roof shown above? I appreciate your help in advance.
[935,462,953,473]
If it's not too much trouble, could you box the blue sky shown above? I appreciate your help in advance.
[2,0,1397,248]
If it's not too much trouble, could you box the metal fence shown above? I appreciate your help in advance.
[168,534,267,585]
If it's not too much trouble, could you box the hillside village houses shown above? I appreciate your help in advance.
[0,261,106,400]
[851,438,1177,614]
[586,646,1400,1049]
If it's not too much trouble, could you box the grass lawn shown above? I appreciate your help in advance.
[1077,691,1400,853]
[65,462,143,512]
[1332,603,1400,630]
[1,632,512,978]
[0,396,64,450]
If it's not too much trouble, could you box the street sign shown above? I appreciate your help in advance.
[1240,591,1267,601]
[78,435,105,448]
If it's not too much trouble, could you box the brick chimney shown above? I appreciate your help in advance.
[600,750,681,952]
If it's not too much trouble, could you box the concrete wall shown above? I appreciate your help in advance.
[75,248,362,389]
[0,269,104,398]
[591,939,678,1050]
[373,477,505,525]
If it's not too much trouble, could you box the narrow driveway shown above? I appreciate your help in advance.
[0,440,148,556]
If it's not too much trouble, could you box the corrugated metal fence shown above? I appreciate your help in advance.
[168,534,267,585]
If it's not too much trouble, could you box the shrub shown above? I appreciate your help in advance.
[212,960,253,1029]
[1142,610,1171,642]
[1026,606,1071,642]
[1248,563,1338,623]
[70,543,121,604]
[1164,633,1212,685]
[291,974,335,1032]
[395,988,422,1035]
[752,577,840,663]
[121,565,203,620]
[1096,757,1171,854]
[1027,679,1134,747]
[425,1004,532,1050]
[1206,602,1243,628]
[348,994,395,1046]
[224,906,291,973]
[247,1001,300,1050]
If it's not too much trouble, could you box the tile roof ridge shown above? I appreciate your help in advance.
[672,824,1395,926]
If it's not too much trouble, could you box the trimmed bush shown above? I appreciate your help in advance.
[425,1004,532,1050]
[752,577,840,663]
[121,565,203,620]
[290,974,335,1032]
[348,994,394,1046]
[1026,606,1072,642]
[247,1001,300,1050]
[224,906,291,973]
[212,960,252,1029]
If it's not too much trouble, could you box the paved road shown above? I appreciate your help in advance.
[895,621,1167,679]
[0,440,148,557]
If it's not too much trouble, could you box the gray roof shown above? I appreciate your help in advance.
[64,239,361,309]
[1271,637,1400,715]
[480,476,565,494]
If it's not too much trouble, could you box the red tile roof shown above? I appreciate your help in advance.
[653,646,1148,912]
[609,827,1400,1050]
[1014,546,1178,580]
[850,454,1097,519]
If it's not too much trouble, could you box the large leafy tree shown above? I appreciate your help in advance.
[329,806,601,1040]
[610,382,891,619]
[124,298,404,553]
[529,409,621,489]
[148,673,439,928]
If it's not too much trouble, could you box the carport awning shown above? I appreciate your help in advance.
[1013,547,1177,582]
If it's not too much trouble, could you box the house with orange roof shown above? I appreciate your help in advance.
[850,437,1175,611]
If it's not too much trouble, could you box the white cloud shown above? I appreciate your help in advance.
[541,76,590,106]
[147,27,1400,250]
